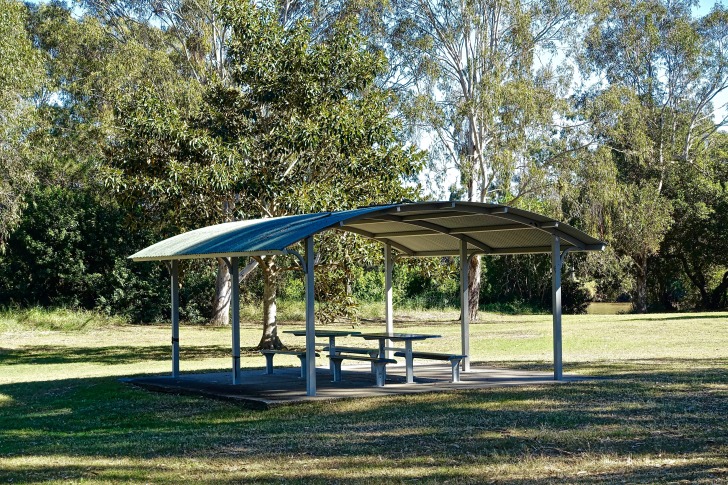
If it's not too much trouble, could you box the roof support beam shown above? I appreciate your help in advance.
[369,223,534,238]
[368,215,494,254]
[384,243,394,359]
[448,223,532,234]
[552,235,563,381]
[408,245,571,257]
[392,201,457,213]
[231,257,241,385]
[454,206,587,249]
[460,240,470,372]
[373,229,439,237]
[170,260,180,378]
[304,236,316,397]
[399,211,463,221]
[335,225,415,256]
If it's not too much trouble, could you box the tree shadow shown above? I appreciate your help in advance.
[0,359,725,482]
[0,345,262,366]
[622,313,728,321]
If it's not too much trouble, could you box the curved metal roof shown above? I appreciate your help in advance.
[129,201,605,261]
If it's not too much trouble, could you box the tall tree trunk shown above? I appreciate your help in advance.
[633,257,648,313]
[468,255,481,321]
[678,254,709,309]
[257,256,283,349]
[210,258,231,325]
[708,271,728,310]
[466,157,482,321]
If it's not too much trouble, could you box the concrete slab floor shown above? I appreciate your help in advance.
[122,364,588,410]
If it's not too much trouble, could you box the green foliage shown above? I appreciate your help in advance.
[659,132,728,309]
[393,260,459,310]
[0,186,168,322]
[481,255,552,310]
[0,0,43,245]
[565,0,728,311]
[481,255,592,315]
[1,0,727,321]
[26,2,180,187]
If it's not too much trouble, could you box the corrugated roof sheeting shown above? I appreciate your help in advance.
[130,206,396,261]
[129,202,605,261]
[391,234,457,253]
[474,228,554,249]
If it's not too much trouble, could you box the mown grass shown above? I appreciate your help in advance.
[1,309,727,483]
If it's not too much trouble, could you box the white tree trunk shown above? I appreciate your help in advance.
[257,256,283,349]
[210,258,231,325]
[468,255,481,321]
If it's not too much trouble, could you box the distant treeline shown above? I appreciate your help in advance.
[1,0,726,328]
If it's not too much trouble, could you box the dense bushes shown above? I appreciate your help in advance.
[0,186,168,322]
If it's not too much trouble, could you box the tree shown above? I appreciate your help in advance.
[576,0,728,311]
[78,0,360,325]
[389,0,580,320]
[661,132,728,310]
[105,0,422,346]
[0,0,42,246]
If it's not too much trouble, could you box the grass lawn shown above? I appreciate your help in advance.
[1,308,726,483]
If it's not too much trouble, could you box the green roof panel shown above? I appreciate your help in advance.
[129,202,606,261]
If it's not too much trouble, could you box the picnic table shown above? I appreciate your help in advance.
[284,329,362,373]
[357,332,441,384]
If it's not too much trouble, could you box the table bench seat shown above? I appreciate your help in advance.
[328,354,397,387]
[323,345,379,372]
[260,350,319,378]
[393,351,466,382]
[323,345,379,356]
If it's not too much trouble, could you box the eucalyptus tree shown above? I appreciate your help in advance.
[24,1,181,186]
[106,0,422,346]
[80,0,386,325]
[576,0,728,311]
[0,0,43,247]
[79,0,229,83]
[389,0,581,319]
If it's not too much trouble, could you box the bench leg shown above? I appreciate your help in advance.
[404,341,414,384]
[368,351,378,374]
[331,358,343,382]
[297,355,306,379]
[451,359,461,383]
[373,362,387,387]
[264,353,274,375]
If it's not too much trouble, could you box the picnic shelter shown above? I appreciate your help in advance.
[129,201,605,397]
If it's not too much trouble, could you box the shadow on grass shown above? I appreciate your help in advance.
[0,345,262,366]
[485,358,728,378]
[622,313,728,322]
[0,359,726,482]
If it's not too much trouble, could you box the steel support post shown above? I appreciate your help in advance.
[231,257,241,384]
[552,236,563,380]
[171,260,180,378]
[384,243,394,358]
[305,236,317,396]
[460,240,470,371]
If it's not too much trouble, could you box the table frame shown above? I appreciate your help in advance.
[358,333,441,384]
